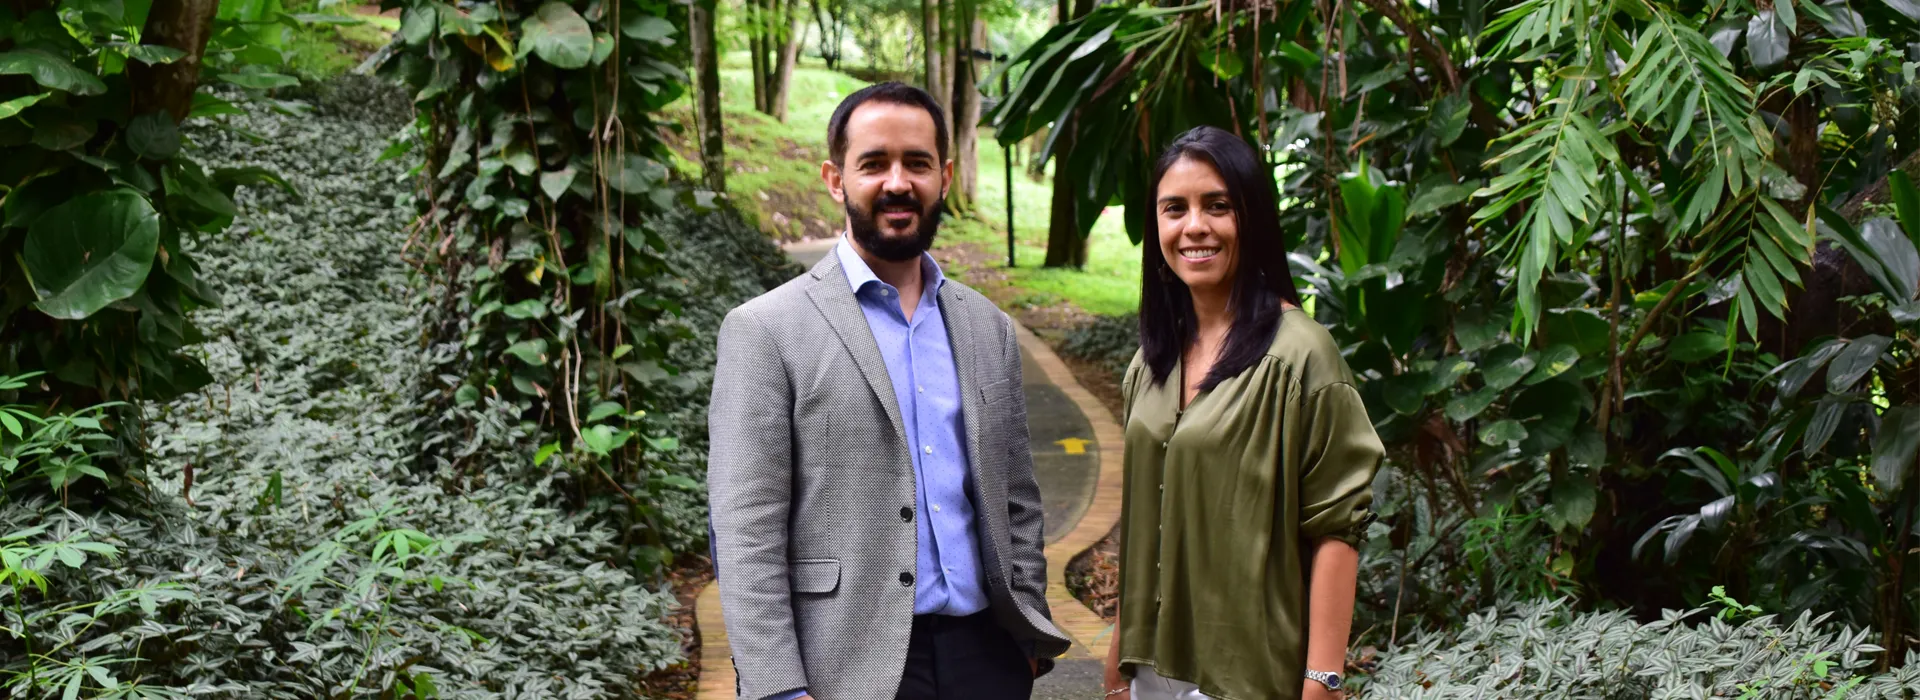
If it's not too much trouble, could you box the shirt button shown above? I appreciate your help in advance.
[924,445,933,454]
[1160,441,1168,449]
[900,572,915,586]
[932,504,942,513]
[917,386,924,393]
[900,506,913,522]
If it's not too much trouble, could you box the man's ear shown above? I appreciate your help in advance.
[941,158,955,199]
[821,160,845,204]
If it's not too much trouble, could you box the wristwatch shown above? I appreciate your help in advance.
[1304,669,1343,691]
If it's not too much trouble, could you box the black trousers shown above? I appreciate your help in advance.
[893,612,1034,700]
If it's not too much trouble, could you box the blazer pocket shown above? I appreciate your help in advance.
[789,558,841,594]
[980,378,1019,406]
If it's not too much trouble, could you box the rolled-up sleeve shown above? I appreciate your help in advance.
[1295,382,1382,546]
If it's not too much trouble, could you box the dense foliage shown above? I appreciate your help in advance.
[373,0,731,577]
[1356,598,1920,697]
[997,0,1920,666]
[0,0,329,502]
[2,75,798,697]
[3,78,676,698]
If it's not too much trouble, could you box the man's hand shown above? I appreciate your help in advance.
[1302,682,1344,700]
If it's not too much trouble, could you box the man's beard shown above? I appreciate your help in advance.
[848,191,943,262]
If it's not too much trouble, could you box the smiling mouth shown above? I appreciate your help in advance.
[1179,247,1220,262]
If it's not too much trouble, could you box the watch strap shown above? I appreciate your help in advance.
[1304,669,1343,690]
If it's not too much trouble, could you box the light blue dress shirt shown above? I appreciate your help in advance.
[768,240,995,700]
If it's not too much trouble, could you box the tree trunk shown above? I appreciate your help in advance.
[750,0,768,114]
[770,0,803,122]
[692,0,726,192]
[1041,0,1093,268]
[809,0,834,71]
[934,0,953,135]
[922,0,943,100]
[129,0,221,121]
[950,15,982,208]
[1044,138,1089,268]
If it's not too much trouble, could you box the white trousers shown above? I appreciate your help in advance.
[1131,667,1214,700]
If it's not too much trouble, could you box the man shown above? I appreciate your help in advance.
[707,82,1070,700]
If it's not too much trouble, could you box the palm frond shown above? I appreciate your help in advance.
[1472,81,1620,339]
[1618,10,1769,232]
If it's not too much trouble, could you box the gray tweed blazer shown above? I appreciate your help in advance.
[707,252,1071,700]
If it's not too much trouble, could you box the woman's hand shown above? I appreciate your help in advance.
[1102,656,1129,697]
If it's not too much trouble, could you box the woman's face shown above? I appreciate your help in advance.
[1155,156,1239,297]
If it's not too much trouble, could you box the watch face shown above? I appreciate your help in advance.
[1326,674,1342,689]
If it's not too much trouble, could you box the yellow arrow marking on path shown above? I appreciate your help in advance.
[1055,438,1091,455]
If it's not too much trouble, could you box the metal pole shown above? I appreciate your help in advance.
[1003,69,1014,268]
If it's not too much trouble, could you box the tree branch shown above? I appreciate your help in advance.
[1352,0,1504,134]
[1838,149,1920,223]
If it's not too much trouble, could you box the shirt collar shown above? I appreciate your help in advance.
[834,235,946,298]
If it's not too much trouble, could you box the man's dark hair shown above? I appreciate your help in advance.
[826,82,949,166]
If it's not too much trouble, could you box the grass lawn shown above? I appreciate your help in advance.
[665,58,1144,318]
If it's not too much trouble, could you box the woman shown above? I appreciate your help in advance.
[1101,126,1382,700]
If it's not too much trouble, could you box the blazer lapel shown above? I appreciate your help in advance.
[806,254,908,447]
[938,285,1000,513]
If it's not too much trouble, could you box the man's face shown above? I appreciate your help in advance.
[823,101,952,262]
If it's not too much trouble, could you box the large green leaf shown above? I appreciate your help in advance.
[1454,306,1507,352]
[1481,344,1537,390]
[1480,419,1528,445]
[1667,331,1727,363]
[0,92,49,120]
[127,112,180,160]
[1871,406,1920,493]
[1860,218,1919,301]
[1550,474,1597,532]
[523,2,593,69]
[1512,379,1583,453]
[400,5,436,44]
[540,167,576,201]
[0,49,107,95]
[1526,344,1581,384]
[621,14,673,43]
[1745,11,1789,68]
[1826,335,1890,392]
[1446,386,1500,421]
[1542,308,1612,356]
[33,117,93,151]
[1889,171,1919,251]
[608,155,666,195]
[1778,338,1844,398]
[23,189,161,320]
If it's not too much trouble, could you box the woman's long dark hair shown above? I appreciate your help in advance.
[1140,126,1304,390]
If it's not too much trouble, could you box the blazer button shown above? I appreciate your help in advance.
[900,506,914,523]
[900,572,915,586]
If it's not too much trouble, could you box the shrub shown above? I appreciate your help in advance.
[1060,312,1139,385]
[1358,599,1920,698]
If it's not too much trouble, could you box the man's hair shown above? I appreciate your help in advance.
[826,82,949,167]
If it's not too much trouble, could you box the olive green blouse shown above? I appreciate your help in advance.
[1116,308,1383,700]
